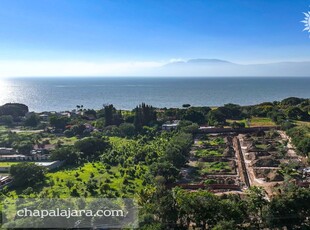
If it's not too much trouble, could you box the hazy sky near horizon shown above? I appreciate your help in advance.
[1,0,310,77]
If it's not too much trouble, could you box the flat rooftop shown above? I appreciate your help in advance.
[0,155,26,158]
[35,161,59,167]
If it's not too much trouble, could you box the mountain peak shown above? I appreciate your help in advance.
[187,58,233,64]
[164,58,235,68]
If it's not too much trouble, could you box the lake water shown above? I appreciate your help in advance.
[0,77,309,112]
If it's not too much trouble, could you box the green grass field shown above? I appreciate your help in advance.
[195,149,223,157]
[0,162,20,167]
[196,137,225,146]
[121,110,134,116]
[295,121,310,128]
[227,117,275,127]
[197,161,232,175]
[40,162,146,198]
[250,117,275,127]
[255,144,268,150]
[42,136,78,146]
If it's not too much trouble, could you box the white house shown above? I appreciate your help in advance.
[35,161,64,170]
[0,147,17,155]
[162,120,180,131]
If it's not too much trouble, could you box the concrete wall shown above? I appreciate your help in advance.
[171,183,240,190]
[196,126,279,134]
[0,167,10,172]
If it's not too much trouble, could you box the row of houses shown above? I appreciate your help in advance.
[0,154,49,161]
[0,145,53,157]
[0,148,17,155]
[26,111,73,122]
[0,161,64,173]
[30,109,96,122]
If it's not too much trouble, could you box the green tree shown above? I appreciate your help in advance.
[104,104,114,126]
[0,103,28,117]
[245,186,268,227]
[287,107,309,121]
[71,124,86,135]
[63,129,74,137]
[133,103,157,130]
[142,186,179,228]
[102,125,120,136]
[50,146,80,165]
[182,109,205,124]
[174,188,220,228]
[182,104,191,108]
[212,220,236,230]
[84,109,97,118]
[10,162,46,187]
[162,132,192,168]
[74,137,110,160]
[207,109,226,125]
[14,141,33,155]
[223,103,244,119]
[24,114,40,127]
[112,111,124,126]
[150,161,179,184]
[164,144,187,168]
[0,115,13,126]
[119,123,135,137]
[266,188,310,229]
[296,138,310,156]
[49,116,69,130]
[281,97,305,106]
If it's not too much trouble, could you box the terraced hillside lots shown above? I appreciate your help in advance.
[238,129,308,197]
[178,134,242,191]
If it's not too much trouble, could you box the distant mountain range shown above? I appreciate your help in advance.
[165,58,235,66]
[154,58,310,76]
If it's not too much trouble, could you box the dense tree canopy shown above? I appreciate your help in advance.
[281,97,306,106]
[0,115,13,126]
[287,107,309,121]
[24,114,40,127]
[50,146,80,165]
[49,115,69,130]
[13,140,33,155]
[0,103,28,118]
[133,103,157,130]
[182,108,205,124]
[265,188,310,229]
[74,136,110,160]
[10,162,46,187]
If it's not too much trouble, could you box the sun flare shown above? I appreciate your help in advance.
[301,11,310,33]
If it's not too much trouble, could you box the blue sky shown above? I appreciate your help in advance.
[0,0,310,76]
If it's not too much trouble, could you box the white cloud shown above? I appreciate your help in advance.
[0,60,164,77]
[168,58,186,63]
